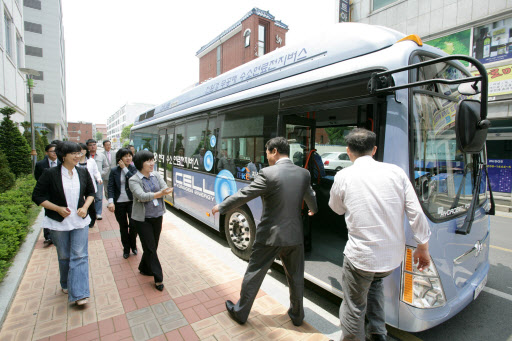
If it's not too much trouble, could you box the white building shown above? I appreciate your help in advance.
[23,0,67,140]
[107,103,154,148]
[1,0,27,125]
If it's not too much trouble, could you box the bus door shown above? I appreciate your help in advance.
[282,115,316,251]
[165,126,175,205]
[157,128,173,205]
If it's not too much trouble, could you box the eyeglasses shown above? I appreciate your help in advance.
[47,150,56,153]
[70,152,84,157]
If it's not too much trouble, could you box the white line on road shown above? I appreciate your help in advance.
[483,287,512,301]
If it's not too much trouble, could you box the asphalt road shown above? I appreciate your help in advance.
[164,206,512,341]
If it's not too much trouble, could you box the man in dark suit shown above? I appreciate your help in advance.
[34,144,60,244]
[212,137,318,326]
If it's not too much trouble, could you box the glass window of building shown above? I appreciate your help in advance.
[373,0,398,11]
[258,24,266,56]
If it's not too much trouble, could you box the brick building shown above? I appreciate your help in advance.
[67,121,93,143]
[94,123,107,141]
[196,8,288,83]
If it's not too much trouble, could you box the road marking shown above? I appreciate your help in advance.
[490,245,512,253]
[387,326,424,341]
[482,287,512,301]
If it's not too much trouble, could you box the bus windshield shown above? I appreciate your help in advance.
[411,58,486,220]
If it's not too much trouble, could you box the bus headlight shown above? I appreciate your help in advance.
[401,246,446,308]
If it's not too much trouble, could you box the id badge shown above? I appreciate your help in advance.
[153,199,159,206]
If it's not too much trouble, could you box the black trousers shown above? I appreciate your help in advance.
[43,228,51,240]
[114,201,137,253]
[88,202,96,228]
[134,216,163,283]
[231,242,305,324]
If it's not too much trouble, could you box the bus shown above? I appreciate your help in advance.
[130,23,494,332]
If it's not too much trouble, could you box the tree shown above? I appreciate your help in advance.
[121,124,133,141]
[40,130,49,147]
[21,122,44,160]
[95,131,103,141]
[0,107,31,177]
[0,151,15,193]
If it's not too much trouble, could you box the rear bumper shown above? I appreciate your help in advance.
[397,261,489,332]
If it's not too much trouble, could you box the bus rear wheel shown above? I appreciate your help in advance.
[224,207,255,261]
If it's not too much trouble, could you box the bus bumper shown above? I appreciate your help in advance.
[397,261,489,332]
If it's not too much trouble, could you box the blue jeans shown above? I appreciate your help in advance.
[95,182,103,215]
[50,226,90,302]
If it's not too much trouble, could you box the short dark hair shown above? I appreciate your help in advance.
[45,144,56,152]
[50,140,61,145]
[345,128,376,156]
[265,137,290,156]
[133,150,154,171]
[103,140,111,146]
[78,143,90,158]
[86,139,96,146]
[116,148,133,164]
[55,141,81,163]
[127,144,134,149]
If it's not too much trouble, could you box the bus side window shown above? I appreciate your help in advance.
[184,118,207,171]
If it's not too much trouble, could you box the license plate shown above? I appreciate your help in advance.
[474,275,487,300]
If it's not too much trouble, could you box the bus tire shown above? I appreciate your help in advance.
[224,207,255,261]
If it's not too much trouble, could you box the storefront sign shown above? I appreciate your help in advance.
[339,0,350,23]
[426,30,471,66]
[487,159,512,193]
[472,17,512,64]
[472,64,512,101]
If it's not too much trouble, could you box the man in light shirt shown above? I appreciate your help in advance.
[86,139,105,220]
[101,140,116,199]
[328,128,431,341]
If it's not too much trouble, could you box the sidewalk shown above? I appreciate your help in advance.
[0,203,330,341]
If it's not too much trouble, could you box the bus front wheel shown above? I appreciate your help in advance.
[224,207,255,261]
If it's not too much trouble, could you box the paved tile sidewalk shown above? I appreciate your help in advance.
[0,202,330,341]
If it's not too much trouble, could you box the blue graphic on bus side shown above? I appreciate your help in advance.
[210,135,217,148]
[204,151,214,172]
[214,170,237,204]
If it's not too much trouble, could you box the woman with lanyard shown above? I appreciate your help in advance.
[129,150,173,291]
[78,143,102,228]
[32,141,95,305]
[107,148,138,259]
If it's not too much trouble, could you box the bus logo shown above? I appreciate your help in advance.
[214,170,237,204]
[204,151,214,172]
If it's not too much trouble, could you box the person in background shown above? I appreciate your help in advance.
[77,143,102,228]
[86,139,106,220]
[328,128,431,341]
[129,150,173,291]
[32,141,95,306]
[101,140,116,199]
[34,143,60,244]
[128,145,136,155]
[108,148,138,259]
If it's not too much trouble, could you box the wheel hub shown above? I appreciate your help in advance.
[228,212,251,250]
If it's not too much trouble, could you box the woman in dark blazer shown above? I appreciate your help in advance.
[32,141,95,306]
[107,148,138,259]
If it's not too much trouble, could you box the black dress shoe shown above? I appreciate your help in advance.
[155,283,164,291]
[139,271,152,276]
[132,249,138,255]
[288,313,302,326]
[123,253,129,259]
[366,334,387,341]
[225,300,245,325]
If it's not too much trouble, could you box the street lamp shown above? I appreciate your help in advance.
[19,68,41,174]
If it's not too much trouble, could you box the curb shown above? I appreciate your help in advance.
[0,209,44,329]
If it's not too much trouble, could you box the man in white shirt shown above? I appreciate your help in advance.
[328,128,431,341]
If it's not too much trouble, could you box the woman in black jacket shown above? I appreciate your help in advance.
[107,148,138,259]
[32,141,95,306]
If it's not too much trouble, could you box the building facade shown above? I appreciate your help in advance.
[67,121,92,143]
[196,8,288,83]
[23,0,67,140]
[347,0,512,196]
[93,123,107,141]
[107,103,154,148]
[1,0,27,125]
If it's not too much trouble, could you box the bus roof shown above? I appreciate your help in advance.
[133,23,406,128]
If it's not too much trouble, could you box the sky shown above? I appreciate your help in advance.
[61,0,337,124]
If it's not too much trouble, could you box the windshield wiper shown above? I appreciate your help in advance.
[456,158,495,235]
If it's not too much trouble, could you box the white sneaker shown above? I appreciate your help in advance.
[62,288,68,294]
[76,298,88,305]
[96,215,102,220]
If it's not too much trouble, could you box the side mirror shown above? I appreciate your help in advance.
[458,81,481,95]
[455,99,490,153]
